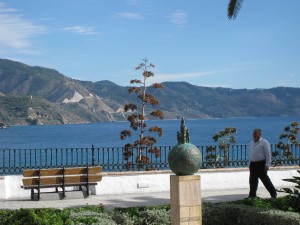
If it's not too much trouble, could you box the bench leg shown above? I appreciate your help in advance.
[31,189,34,200]
[62,187,66,199]
[38,188,40,200]
[31,188,40,200]
[86,185,90,196]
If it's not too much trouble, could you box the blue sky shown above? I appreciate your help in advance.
[0,0,299,89]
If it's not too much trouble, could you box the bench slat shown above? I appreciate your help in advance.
[22,182,98,190]
[22,174,102,187]
[23,166,102,177]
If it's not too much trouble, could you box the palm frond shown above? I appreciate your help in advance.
[228,0,243,20]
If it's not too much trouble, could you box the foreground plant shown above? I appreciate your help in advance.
[120,59,164,170]
[1,201,300,225]
[279,170,300,201]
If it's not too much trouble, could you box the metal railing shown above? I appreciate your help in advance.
[0,144,299,175]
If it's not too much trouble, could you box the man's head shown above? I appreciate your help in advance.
[253,128,262,142]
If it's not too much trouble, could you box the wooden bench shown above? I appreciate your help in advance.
[21,166,102,200]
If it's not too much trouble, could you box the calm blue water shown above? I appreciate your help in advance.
[1,117,299,149]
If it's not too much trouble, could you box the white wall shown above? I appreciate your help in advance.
[0,167,298,199]
[94,167,298,195]
[0,177,5,199]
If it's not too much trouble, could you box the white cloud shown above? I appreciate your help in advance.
[0,2,17,13]
[154,70,224,83]
[116,12,144,20]
[167,10,187,27]
[62,26,100,35]
[198,83,230,88]
[0,2,45,52]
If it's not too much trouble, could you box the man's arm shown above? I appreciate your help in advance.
[264,140,272,169]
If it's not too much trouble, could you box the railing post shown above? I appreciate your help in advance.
[91,144,95,166]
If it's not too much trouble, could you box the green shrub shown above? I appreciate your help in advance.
[0,208,66,225]
[0,210,10,223]
[203,203,300,225]
[135,208,171,225]
[272,195,300,212]
[68,210,117,225]
[234,197,273,209]
[234,195,300,213]
[260,209,300,225]
[113,204,170,218]
[113,206,142,218]
[111,211,135,225]
[1,202,299,225]
[73,205,107,213]
[203,203,238,225]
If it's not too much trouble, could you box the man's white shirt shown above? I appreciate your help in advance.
[250,137,272,166]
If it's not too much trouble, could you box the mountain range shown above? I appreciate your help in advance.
[0,58,299,125]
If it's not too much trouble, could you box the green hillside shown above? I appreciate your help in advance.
[0,58,300,126]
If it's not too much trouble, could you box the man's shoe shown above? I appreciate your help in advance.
[248,195,257,198]
[271,193,277,199]
[245,195,256,199]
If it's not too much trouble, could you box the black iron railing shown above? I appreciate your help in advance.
[0,144,299,175]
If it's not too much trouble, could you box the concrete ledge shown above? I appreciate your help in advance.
[94,166,299,195]
[101,166,299,176]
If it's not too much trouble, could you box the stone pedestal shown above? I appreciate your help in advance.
[170,175,201,225]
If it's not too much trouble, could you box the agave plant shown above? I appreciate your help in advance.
[278,170,300,199]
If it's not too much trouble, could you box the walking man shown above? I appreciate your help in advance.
[249,128,277,198]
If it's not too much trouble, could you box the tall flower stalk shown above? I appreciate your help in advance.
[120,59,164,170]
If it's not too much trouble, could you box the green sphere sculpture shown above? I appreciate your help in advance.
[168,118,202,175]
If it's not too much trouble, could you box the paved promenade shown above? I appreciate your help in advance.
[0,187,286,210]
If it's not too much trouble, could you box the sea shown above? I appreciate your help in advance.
[1,116,299,149]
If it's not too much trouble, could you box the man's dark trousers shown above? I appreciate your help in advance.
[249,160,276,198]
